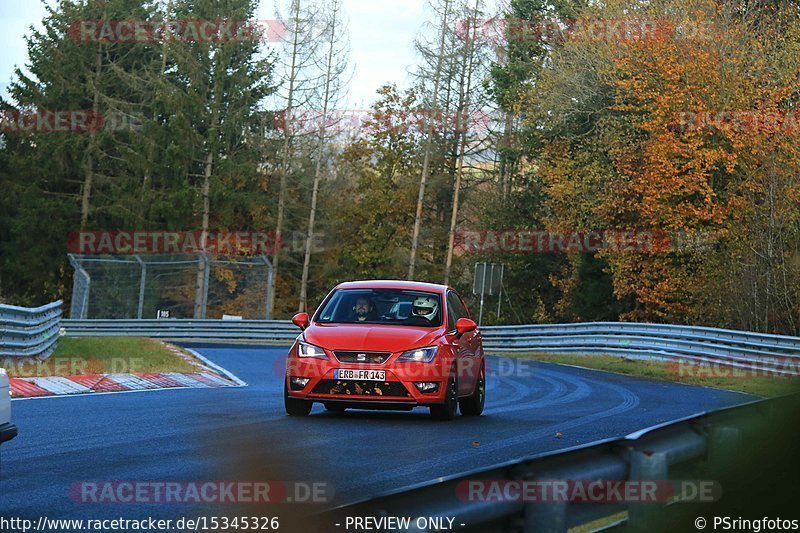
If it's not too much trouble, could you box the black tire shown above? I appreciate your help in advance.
[324,403,347,412]
[459,365,485,416]
[430,374,458,421]
[284,381,312,416]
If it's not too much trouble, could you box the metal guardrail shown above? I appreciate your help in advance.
[61,319,800,373]
[324,396,788,532]
[480,323,800,376]
[62,319,300,343]
[0,301,63,358]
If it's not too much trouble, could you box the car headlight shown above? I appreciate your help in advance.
[297,341,328,360]
[397,346,438,363]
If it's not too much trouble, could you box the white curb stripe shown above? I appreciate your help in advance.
[197,372,234,386]
[184,348,248,387]
[108,374,163,390]
[29,376,93,395]
[161,373,211,388]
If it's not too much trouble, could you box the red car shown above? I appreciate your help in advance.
[284,280,485,420]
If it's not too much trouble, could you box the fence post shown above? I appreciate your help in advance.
[201,253,211,319]
[263,255,274,320]
[135,255,146,320]
[67,254,91,319]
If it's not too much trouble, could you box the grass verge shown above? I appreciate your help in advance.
[2,337,198,378]
[506,352,800,398]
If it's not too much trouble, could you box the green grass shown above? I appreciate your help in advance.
[507,352,800,398]
[3,337,198,378]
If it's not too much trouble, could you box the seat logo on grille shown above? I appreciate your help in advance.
[357,353,366,361]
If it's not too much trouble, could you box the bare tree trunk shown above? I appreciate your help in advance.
[193,46,222,318]
[80,43,103,229]
[299,0,343,312]
[270,0,302,318]
[408,0,453,280]
[444,1,481,285]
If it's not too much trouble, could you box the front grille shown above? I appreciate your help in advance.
[312,379,411,397]
[333,351,391,364]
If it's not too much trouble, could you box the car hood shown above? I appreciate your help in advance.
[303,323,443,353]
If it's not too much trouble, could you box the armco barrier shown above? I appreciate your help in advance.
[480,323,800,376]
[62,319,300,344]
[324,395,795,532]
[0,301,63,358]
[61,319,800,374]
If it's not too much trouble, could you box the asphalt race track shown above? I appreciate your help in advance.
[1,345,754,520]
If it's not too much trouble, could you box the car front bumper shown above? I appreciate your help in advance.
[286,357,451,405]
[0,422,18,444]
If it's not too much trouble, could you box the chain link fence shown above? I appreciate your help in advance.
[68,254,273,320]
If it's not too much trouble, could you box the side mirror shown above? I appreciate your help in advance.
[292,312,310,330]
[456,318,478,338]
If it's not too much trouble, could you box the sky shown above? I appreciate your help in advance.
[0,0,499,109]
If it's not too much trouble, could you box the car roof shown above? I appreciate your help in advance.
[334,280,451,294]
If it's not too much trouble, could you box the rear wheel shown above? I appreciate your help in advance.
[284,381,312,416]
[430,375,458,421]
[459,365,485,416]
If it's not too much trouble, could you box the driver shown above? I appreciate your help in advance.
[353,296,379,322]
[405,295,439,325]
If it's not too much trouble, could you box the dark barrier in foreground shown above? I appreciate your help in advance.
[323,394,800,532]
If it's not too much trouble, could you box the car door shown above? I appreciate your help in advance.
[447,291,478,395]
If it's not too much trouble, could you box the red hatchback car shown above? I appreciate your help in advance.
[284,280,486,420]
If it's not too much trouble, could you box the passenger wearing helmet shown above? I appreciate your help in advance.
[405,294,440,326]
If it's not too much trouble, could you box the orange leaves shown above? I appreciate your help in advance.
[537,0,800,323]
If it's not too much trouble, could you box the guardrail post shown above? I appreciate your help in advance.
[708,426,741,472]
[524,499,568,533]
[627,450,668,529]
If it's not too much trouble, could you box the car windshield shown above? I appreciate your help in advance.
[315,289,443,327]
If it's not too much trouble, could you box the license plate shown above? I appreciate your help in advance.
[334,369,386,381]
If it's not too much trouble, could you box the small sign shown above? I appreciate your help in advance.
[156,310,171,320]
[473,263,505,296]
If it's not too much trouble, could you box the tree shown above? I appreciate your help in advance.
[408,0,455,280]
[0,0,160,305]
[269,0,323,317]
[298,0,351,312]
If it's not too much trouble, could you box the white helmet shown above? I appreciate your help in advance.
[412,295,439,320]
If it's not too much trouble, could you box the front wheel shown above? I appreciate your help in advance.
[430,375,458,421]
[284,381,312,416]
[459,365,485,416]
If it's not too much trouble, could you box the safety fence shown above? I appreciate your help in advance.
[0,301,63,358]
[62,319,298,343]
[60,319,800,374]
[479,323,800,376]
